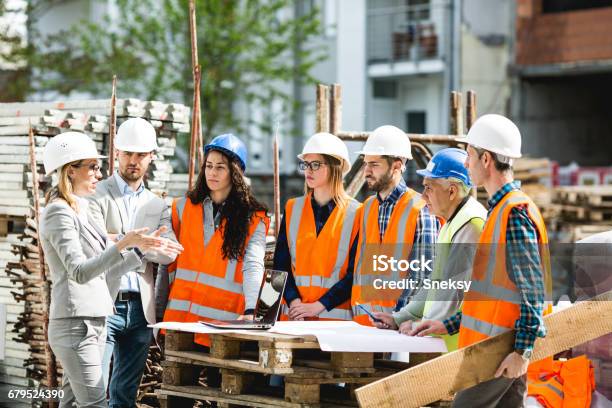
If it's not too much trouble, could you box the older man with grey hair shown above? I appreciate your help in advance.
[372,148,486,352]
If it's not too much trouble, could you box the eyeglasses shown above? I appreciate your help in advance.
[72,163,101,172]
[298,160,327,172]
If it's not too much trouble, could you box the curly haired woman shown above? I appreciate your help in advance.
[163,133,269,347]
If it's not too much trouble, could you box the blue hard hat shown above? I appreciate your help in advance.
[204,133,247,171]
[416,148,472,187]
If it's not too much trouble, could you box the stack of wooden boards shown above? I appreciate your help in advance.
[0,99,189,402]
[476,157,556,219]
[551,186,612,241]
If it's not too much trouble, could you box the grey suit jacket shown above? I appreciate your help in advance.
[39,201,142,319]
[87,176,177,325]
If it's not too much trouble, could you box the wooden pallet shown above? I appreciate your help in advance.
[558,205,612,222]
[158,330,439,407]
[554,186,612,208]
[557,223,612,241]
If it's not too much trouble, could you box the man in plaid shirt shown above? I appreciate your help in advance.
[351,125,440,325]
[410,115,548,407]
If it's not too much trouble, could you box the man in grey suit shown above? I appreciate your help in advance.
[88,118,179,408]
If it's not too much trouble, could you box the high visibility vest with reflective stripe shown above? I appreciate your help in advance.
[458,190,551,348]
[163,197,270,346]
[423,197,486,351]
[351,189,425,326]
[527,355,595,408]
[284,194,361,321]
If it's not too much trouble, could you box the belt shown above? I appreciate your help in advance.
[117,291,141,302]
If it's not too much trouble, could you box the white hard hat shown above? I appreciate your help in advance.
[43,132,106,176]
[356,125,412,159]
[458,114,522,159]
[298,132,351,175]
[115,117,158,152]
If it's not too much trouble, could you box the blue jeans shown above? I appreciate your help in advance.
[102,298,152,408]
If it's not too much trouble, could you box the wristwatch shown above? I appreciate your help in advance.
[515,348,532,360]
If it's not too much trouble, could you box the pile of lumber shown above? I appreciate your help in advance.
[0,233,35,389]
[0,99,189,402]
[137,343,165,406]
[551,186,612,242]
[476,157,556,221]
[4,211,63,388]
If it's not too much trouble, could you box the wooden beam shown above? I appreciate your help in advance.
[465,90,477,131]
[464,90,479,199]
[28,125,57,407]
[346,163,366,198]
[330,84,342,135]
[108,75,117,176]
[355,290,612,408]
[273,122,281,238]
[315,84,329,133]
[187,0,200,190]
[337,131,462,145]
[450,91,463,136]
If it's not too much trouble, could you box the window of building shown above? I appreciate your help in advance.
[405,111,426,134]
[406,0,430,21]
[542,0,612,13]
[373,80,398,99]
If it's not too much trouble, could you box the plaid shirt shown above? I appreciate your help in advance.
[443,181,546,352]
[376,179,441,310]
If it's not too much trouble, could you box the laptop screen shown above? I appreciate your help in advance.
[253,270,287,323]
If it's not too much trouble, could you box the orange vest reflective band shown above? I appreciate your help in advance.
[283,194,361,321]
[351,189,425,326]
[527,355,595,408]
[163,197,270,346]
[458,190,551,348]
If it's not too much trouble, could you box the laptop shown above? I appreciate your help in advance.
[200,269,288,330]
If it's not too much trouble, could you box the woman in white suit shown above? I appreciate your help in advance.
[39,132,182,408]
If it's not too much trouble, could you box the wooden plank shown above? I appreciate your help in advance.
[285,381,320,404]
[331,353,374,372]
[165,350,296,375]
[210,336,241,359]
[159,384,303,408]
[355,290,612,408]
[165,330,195,352]
[161,360,199,386]
[220,368,254,395]
[159,384,358,408]
[0,164,26,173]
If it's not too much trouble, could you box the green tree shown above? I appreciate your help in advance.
[0,0,29,101]
[29,0,325,142]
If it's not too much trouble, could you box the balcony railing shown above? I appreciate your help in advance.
[367,4,441,65]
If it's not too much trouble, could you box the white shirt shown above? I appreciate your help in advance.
[113,171,145,293]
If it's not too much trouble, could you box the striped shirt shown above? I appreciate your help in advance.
[443,181,546,351]
[376,179,441,310]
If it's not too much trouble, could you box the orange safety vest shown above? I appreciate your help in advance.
[163,197,270,346]
[527,355,595,408]
[283,194,361,320]
[351,189,426,326]
[458,189,552,348]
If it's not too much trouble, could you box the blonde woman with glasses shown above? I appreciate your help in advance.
[273,132,361,321]
[39,132,182,408]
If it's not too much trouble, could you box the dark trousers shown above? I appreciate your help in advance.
[102,298,152,408]
[452,375,526,408]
